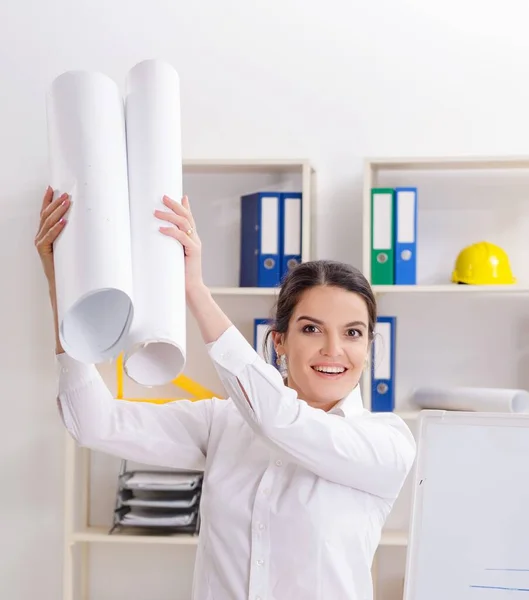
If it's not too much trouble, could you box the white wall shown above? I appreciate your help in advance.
[2,0,529,598]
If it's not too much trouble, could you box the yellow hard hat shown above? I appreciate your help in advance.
[451,241,516,285]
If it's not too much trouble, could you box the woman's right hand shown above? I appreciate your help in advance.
[34,186,70,284]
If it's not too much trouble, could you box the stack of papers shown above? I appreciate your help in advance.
[122,471,202,491]
[110,463,204,536]
[122,490,200,509]
[120,508,196,527]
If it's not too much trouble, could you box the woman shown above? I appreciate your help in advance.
[35,187,416,600]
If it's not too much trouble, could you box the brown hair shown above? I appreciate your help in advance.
[264,260,377,361]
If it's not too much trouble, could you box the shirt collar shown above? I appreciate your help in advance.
[329,384,364,417]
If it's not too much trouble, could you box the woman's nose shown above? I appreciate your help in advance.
[321,335,343,357]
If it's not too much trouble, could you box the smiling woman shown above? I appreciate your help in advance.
[267,260,376,412]
[40,186,415,600]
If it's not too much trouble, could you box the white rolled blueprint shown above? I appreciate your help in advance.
[411,386,529,413]
[46,71,134,363]
[122,59,186,386]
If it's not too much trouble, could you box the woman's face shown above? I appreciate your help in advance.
[273,285,371,411]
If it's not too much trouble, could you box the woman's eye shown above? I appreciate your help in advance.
[302,325,319,334]
[347,329,362,338]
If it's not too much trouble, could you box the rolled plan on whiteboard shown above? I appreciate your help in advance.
[46,70,134,363]
[411,386,529,413]
[123,59,186,386]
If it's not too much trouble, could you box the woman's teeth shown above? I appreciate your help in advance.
[312,366,346,374]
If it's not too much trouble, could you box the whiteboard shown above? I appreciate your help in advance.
[404,410,529,599]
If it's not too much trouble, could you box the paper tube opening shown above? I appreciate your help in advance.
[60,289,133,363]
[124,341,185,387]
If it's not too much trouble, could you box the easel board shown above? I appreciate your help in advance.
[404,410,529,599]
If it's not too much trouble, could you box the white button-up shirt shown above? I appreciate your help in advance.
[56,325,416,600]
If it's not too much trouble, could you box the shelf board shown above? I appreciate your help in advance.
[71,526,407,547]
[366,155,529,171]
[380,530,408,546]
[210,286,280,296]
[182,158,311,173]
[395,411,420,421]
[370,411,420,421]
[372,284,529,295]
[70,527,199,545]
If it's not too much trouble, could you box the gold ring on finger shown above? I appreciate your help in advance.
[186,227,194,237]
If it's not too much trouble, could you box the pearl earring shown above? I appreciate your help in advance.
[276,353,287,375]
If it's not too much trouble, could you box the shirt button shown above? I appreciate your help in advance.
[259,523,265,530]
[275,459,283,467]
[256,559,264,566]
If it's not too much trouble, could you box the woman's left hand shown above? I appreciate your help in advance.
[155,195,204,296]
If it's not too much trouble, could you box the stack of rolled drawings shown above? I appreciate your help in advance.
[46,59,186,387]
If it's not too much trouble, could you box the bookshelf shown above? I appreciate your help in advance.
[363,155,529,599]
[361,154,529,410]
[61,158,314,600]
[64,153,529,599]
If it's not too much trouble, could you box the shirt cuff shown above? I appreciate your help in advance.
[56,352,100,393]
[206,325,259,376]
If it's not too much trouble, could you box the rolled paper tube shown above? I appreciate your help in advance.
[410,386,529,413]
[123,59,186,386]
[46,70,134,363]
